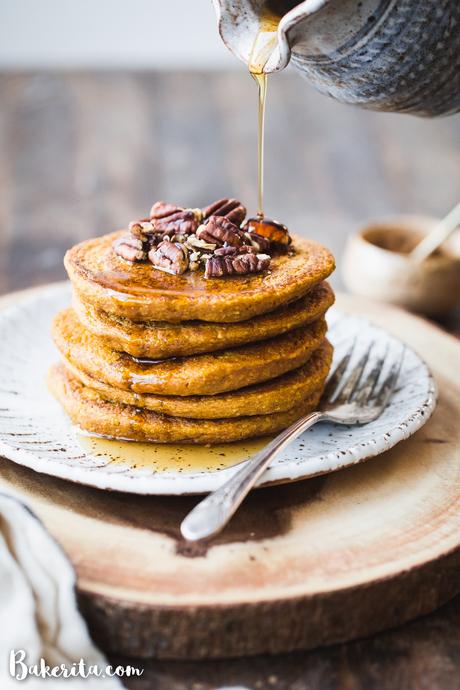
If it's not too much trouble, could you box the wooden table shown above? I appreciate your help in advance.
[1,72,460,689]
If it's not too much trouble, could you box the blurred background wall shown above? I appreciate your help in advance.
[0,0,234,70]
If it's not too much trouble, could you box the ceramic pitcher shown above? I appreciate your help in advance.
[213,0,460,116]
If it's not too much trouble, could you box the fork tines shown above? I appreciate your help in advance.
[325,339,405,408]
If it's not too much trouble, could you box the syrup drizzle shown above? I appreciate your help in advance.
[248,10,281,219]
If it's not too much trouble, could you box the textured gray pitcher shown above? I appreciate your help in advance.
[214,0,460,116]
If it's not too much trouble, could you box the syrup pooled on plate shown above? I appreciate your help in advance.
[78,434,270,474]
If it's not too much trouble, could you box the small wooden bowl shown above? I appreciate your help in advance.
[342,215,460,316]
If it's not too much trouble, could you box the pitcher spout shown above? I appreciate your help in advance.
[212,0,330,74]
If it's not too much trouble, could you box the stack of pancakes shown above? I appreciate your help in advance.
[50,231,335,444]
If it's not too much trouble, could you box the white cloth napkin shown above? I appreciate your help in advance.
[0,491,122,688]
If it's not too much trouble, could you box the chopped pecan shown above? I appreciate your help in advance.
[113,235,147,262]
[205,251,270,278]
[148,239,189,275]
[197,215,245,247]
[129,218,155,242]
[185,234,216,251]
[128,217,172,252]
[202,198,247,226]
[242,216,291,246]
[244,231,271,253]
[188,250,201,272]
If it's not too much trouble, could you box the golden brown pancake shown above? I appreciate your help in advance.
[63,340,332,419]
[65,231,335,323]
[73,282,334,359]
[52,308,327,396]
[48,363,324,444]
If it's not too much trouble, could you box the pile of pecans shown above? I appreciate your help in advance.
[113,198,291,278]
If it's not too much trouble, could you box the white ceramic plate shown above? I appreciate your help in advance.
[0,283,437,495]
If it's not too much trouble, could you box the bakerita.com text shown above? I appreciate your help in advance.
[9,650,144,680]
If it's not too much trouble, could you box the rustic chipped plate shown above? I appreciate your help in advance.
[0,283,437,495]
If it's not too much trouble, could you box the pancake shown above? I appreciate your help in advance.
[65,231,335,323]
[52,308,327,396]
[73,282,334,359]
[63,340,333,419]
[48,364,324,444]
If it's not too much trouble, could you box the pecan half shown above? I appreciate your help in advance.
[242,216,291,246]
[156,210,199,236]
[148,239,189,275]
[150,201,202,237]
[113,235,147,262]
[202,198,247,226]
[150,201,180,220]
[205,251,270,278]
[214,245,257,256]
[197,215,245,247]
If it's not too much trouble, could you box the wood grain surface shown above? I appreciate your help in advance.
[1,71,460,688]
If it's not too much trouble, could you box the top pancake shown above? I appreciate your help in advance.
[65,231,335,323]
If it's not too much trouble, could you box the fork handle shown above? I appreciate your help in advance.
[180,410,324,542]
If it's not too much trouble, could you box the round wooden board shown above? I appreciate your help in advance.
[0,284,460,660]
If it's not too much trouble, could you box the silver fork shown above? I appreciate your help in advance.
[180,341,405,542]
